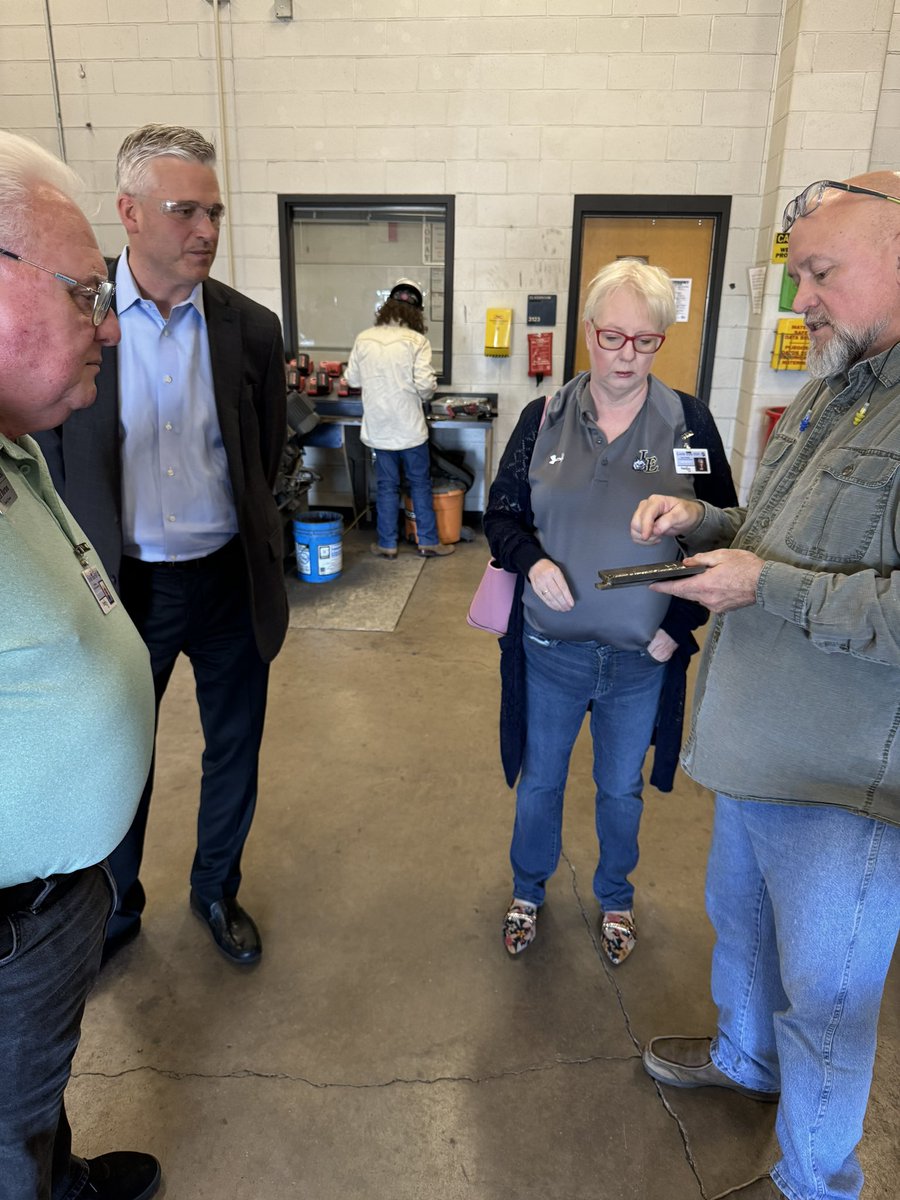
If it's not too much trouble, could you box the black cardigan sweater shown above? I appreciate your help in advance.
[483,383,738,791]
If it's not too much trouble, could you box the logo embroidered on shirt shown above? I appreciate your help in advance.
[548,453,565,465]
[632,450,659,472]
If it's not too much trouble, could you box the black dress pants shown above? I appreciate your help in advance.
[108,539,269,939]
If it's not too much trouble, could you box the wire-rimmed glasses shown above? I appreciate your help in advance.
[0,247,115,326]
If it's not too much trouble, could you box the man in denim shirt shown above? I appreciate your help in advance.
[632,174,900,1200]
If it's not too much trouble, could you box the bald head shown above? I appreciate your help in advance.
[846,169,900,197]
[840,172,900,245]
[787,170,900,373]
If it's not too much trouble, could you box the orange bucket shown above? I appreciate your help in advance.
[402,488,464,545]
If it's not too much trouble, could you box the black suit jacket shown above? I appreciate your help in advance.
[36,261,289,663]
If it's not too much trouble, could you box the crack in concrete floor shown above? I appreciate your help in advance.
[72,1051,637,1088]
[564,849,709,1199]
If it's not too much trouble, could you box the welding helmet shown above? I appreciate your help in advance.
[388,278,424,309]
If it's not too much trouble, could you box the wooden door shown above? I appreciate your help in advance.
[565,197,731,401]
[573,216,715,396]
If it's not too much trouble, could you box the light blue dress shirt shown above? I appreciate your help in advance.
[116,250,237,562]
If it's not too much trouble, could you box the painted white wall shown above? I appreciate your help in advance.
[3,0,899,488]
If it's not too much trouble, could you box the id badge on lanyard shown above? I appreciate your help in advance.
[72,541,117,614]
[673,430,710,475]
[1,463,117,613]
[0,465,18,513]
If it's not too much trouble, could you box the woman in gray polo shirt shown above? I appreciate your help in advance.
[484,259,736,965]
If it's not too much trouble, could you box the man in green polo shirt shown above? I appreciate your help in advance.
[0,131,161,1200]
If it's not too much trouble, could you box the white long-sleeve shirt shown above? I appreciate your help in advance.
[345,321,437,450]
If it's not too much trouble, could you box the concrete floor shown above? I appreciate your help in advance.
[71,534,899,1199]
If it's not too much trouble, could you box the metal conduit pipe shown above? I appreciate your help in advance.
[211,0,236,286]
[41,0,67,161]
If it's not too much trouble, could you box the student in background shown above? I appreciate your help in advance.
[346,278,453,559]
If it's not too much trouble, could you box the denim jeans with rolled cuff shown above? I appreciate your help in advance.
[510,622,666,912]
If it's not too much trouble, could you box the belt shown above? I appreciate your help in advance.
[125,536,239,572]
[0,867,89,921]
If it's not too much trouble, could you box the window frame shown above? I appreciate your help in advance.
[277,193,455,384]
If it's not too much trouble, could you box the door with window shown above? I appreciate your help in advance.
[566,196,731,400]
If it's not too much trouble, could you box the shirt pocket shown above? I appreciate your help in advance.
[785,448,900,564]
[746,430,796,508]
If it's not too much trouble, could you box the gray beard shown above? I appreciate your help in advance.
[805,317,888,378]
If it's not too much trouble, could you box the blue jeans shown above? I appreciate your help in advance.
[706,795,900,1200]
[510,624,666,911]
[0,864,116,1200]
[372,441,438,548]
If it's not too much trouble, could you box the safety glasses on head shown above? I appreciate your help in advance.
[782,180,900,233]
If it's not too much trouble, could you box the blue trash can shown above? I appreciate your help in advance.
[293,511,343,583]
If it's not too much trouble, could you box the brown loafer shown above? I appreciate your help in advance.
[416,543,454,557]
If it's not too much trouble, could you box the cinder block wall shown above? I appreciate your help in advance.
[3,0,898,491]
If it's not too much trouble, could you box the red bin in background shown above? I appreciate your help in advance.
[763,406,786,443]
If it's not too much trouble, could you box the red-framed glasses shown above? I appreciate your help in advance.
[593,328,666,354]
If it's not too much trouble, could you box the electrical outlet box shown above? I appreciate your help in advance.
[275,0,293,17]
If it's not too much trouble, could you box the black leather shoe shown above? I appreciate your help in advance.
[642,1036,780,1102]
[84,1151,161,1199]
[190,893,262,964]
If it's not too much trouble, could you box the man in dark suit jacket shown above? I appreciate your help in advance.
[37,124,288,966]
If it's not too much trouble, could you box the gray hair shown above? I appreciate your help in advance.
[0,129,83,250]
[116,124,217,195]
[582,258,676,332]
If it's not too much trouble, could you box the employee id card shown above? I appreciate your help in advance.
[673,447,711,474]
[0,465,18,514]
[82,565,117,614]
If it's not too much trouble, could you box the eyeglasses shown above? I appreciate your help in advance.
[0,246,115,326]
[782,180,900,233]
[594,328,666,354]
[145,199,226,227]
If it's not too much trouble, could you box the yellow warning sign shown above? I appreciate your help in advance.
[772,232,790,264]
[771,318,809,371]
